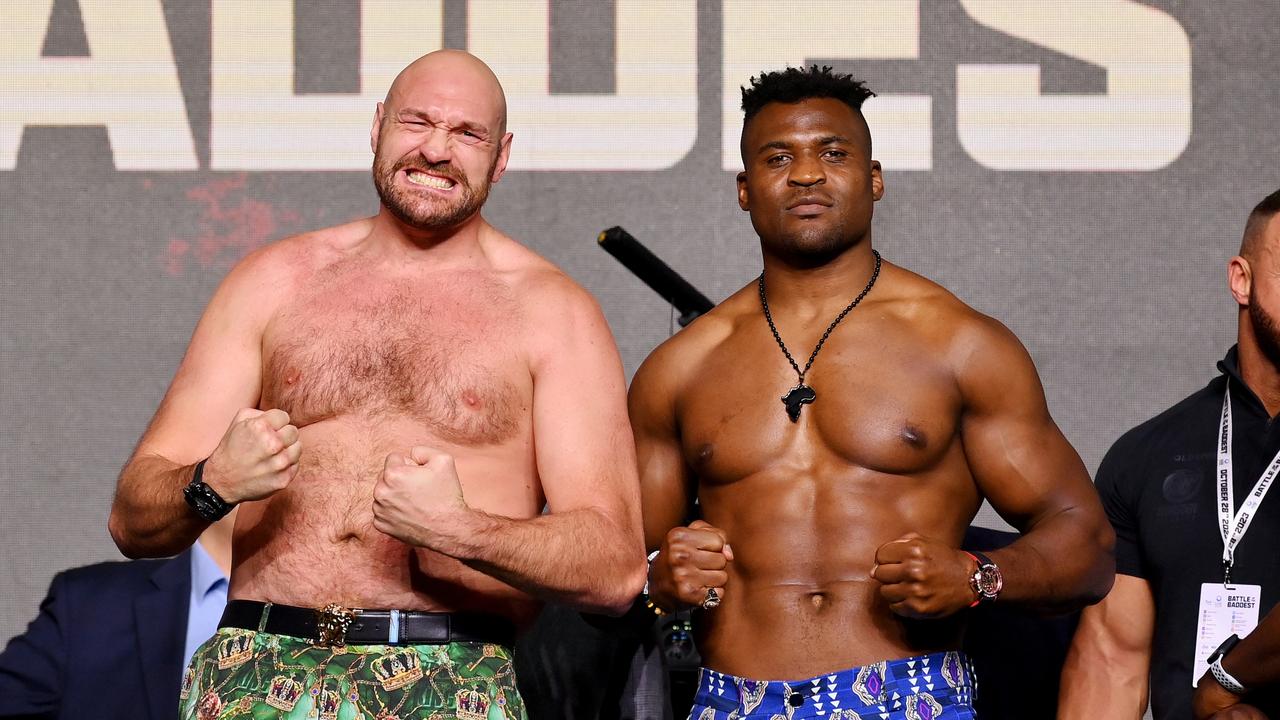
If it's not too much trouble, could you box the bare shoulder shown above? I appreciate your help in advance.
[491,239,601,321]
[475,230,624,370]
[221,217,376,302]
[877,260,1029,367]
[189,219,379,349]
[878,261,1041,412]
[631,282,754,397]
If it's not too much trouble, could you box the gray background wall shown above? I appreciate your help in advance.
[0,0,1263,653]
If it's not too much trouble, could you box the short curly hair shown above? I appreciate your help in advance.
[740,65,876,122]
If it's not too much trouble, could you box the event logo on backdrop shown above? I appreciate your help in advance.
[3,0,1190,173]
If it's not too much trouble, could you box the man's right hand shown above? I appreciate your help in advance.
[202,408,301,505]
[648,519,733,612]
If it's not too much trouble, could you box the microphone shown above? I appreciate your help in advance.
[597,226,714,327]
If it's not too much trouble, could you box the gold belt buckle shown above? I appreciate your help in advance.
[312,604,358,648]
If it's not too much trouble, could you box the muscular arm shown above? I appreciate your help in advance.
[629,338,694,553]
[1058,574,1154,719]
[408,284,646,615]
[109,253,276,557]
[956,318,1115,609]
[624,332,737,613]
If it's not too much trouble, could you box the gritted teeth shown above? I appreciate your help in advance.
[405,170,455,189]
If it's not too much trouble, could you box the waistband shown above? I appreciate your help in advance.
[219,599,515,647]
[694,651,975,717]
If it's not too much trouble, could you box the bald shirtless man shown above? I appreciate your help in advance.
[632,66,1114,720]
[108,50,645,720]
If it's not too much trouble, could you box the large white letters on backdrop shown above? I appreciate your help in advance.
[0,0,197,170]
[956,0,1191,171]
[0,1,1191,172]
[721,0,930,172]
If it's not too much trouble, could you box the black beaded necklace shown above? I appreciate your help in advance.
[758,249,883,422]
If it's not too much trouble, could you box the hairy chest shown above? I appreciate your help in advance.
[260,275,530,446]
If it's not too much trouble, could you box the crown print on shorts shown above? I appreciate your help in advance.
[371,649,424,691]
[216,631,254,669]
[454,688,492,720]
[265,675,305,711]
[316,687,342,720]
[196,690,222,720]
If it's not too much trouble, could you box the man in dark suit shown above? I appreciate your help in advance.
[0,518,231,719]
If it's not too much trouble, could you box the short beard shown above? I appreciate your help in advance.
[1249,290,1280,368]
[372,152,495,231]
[772,226,862,269]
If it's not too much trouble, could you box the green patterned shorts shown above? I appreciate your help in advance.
[179,628,526,720]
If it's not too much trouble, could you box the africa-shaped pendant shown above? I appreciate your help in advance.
[782,383,817,422]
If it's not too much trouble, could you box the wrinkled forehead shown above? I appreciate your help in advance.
[385,53,508,134]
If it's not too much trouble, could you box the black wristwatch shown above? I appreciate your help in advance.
[965,550,1003,606]
[1207,633,1242,665]
[182,459,234,521]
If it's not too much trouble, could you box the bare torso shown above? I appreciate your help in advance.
[229,223,548,624]
[668,263,985,678]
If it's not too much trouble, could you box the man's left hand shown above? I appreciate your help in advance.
[372,446,472,549]
[1193,671,1256,720]
[871,533,977,619]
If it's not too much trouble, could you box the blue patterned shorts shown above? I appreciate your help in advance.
[687,651,978,719]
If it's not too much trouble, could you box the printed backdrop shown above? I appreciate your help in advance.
[1,0,1271,647]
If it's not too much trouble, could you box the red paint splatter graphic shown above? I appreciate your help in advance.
[164,174,302,276]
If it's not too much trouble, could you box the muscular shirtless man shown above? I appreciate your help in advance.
[632,66,1114,720]
[108,50,645,719]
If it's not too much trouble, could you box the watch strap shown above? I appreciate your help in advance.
[183,459,234,521]
[1210,656,1247,694]
[642,549,666,615]
[642,549,661,597]
[967,550,994,567]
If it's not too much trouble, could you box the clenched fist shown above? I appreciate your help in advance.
[203,408,301,505]
[372,446,471,550]
[871,533,977,619]
[647,520,734,613]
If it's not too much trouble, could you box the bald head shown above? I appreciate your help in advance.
[370,50,513,232]
[1240,188,1280,262]
[384,50,508,135]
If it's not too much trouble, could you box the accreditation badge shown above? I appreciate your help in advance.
[1193,582,1261,686]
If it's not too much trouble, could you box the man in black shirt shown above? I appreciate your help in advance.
[1059,188,1280,719]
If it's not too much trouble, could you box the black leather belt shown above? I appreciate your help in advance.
[219,600,515,647]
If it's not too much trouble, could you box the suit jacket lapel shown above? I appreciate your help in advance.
[136,551,192,720]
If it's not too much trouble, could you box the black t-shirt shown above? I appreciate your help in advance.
[1097,346,1280,719]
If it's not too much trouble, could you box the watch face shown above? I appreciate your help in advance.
[184,482,230,521]
[976,565,1002,598]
